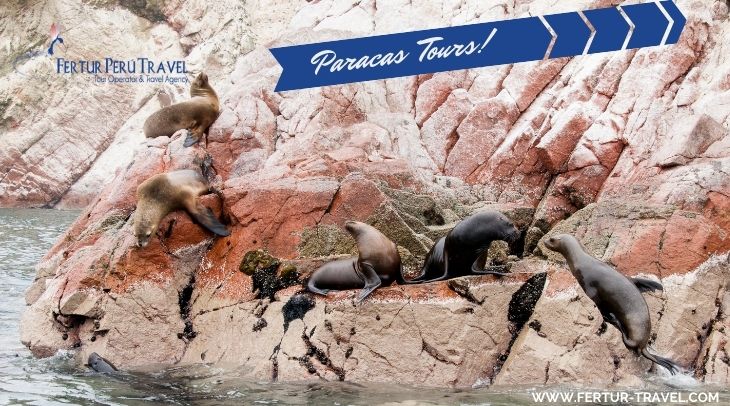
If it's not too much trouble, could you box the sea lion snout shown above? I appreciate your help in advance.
[506,225,521,243]
[134,228,153,248]
[543,234,567,252]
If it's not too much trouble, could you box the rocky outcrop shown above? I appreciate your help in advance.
[17,0,730,388]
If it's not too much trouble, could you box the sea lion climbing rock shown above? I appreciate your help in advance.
[307,221,404,303]
[544,233,680,375]
[143,72,220,147]
[410,210,521,283]
[133,169,230,247]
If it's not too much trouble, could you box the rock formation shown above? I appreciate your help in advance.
[12,0,730,388]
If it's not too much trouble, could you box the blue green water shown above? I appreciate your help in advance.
[0,209,727,405]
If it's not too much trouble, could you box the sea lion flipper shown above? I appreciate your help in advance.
[190,205,230,236]
[354,262,382,303]
[470,251,510,277]
[469,250,489,274]
[631,277,663,293]
[183,129,200,147]
[641,348,680,375]
[601,310,623,332]
[306,279,330,296]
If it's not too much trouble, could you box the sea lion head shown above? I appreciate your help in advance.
[543,233,576,254]
[132,207,158,248]
[88,352,117,372]
[476,211,521,244]
[190,72,212,97]
[344,220,367,236]
[88,352,103,368]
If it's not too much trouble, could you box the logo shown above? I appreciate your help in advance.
[13,22,68,76]
[12,21,189,85]
[47,23,65,55]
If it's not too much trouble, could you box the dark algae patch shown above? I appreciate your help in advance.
[282,294,315,332]
[488,272,547,382]
[508,272,547,330]
[178,273,196,340]
[240,250,301,300]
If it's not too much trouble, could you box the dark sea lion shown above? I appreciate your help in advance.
[143,72,220,147]
[88,352,118,374]
[544,234,680,374]
[409,210,521,283]
[407,236,445,283]
[133,169,230,248]
[307,221,404,303]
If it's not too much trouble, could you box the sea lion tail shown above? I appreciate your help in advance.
[641,348,680,375]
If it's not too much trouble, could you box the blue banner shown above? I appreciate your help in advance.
[270,1,685,92]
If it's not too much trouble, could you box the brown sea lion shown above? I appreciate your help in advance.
[544,234,679,374]
[143,72,220,147]
[133,169,230,248]
[307,221,404,303]
[409,210,521,283]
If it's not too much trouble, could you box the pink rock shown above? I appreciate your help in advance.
[446,90,520,178]
[420,89,473,170]
[655,114,728,168]
[536,104,594,173]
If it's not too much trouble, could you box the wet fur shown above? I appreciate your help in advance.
[88,352,117,374]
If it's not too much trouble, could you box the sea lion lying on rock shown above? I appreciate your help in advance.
[544,233,680,375]
[409,210,521,283]
[133,169,230,248]
[143,72,220,147]
[307,221,404,303]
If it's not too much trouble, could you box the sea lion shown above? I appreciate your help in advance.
[544,234,680,374]
[143,72,220,147]
[133,169,230,248]
[307,221,404,303]
[88,352,117,374]
[407,236,445,283]
[409,210,521,283]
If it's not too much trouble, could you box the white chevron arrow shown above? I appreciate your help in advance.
[538,15,557,60]
[655,0,675,46]
[578,11,596,55]
[616,5,635,51]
